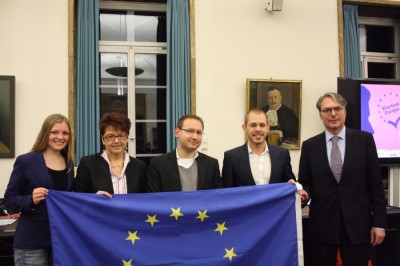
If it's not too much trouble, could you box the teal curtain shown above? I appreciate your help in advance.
[166,0,191,151]
[343,4,362,78]
[76,0,100,164]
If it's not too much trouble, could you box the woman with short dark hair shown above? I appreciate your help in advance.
[74,112,147,197]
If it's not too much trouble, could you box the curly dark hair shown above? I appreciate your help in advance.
[99,112,131,136]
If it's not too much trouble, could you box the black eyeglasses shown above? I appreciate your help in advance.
[179,128,204,136]
[320,106,344,115]
[103,134,128,141]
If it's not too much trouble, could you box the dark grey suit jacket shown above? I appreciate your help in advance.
[222,143,295,187]
[146,150,223,192]
[74,152,147,194]
[298,128,387,245]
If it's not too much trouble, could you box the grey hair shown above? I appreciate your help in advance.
[316,92,347,111]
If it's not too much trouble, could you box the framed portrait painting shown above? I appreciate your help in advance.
[0,76,15,158]
[246,79,302,150]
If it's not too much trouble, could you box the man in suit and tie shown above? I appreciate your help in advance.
[298,92,387,266]
[147,114,223,192]
[222,108,296,187]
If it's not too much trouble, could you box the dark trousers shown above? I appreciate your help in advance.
[310,216,371,266]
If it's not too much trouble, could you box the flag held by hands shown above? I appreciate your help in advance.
[46,183,303,266]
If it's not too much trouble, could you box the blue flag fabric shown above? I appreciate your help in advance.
[46,183,303,266]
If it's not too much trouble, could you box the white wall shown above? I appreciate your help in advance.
[195,0,338,176]
[0,0,69,193]
[0,0,339,194]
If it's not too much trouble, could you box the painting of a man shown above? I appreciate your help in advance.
[262,87,299,146]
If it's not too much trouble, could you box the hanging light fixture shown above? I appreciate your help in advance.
[105,67,144,77]
[105,54,144,96]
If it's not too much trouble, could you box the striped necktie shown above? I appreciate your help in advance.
[330,136,342,182]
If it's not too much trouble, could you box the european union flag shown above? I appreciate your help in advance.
[46,183,303,265]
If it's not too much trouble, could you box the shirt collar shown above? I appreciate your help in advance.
[176,148,199,159]
[325,127,346,143]
[247,142,269,155]
[101,150,130,166]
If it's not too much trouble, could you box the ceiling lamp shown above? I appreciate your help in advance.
[105,67,144,77]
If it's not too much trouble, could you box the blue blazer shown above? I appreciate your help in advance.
[4,151,74,248]
[298,128,387,244]
[222,143,295,187]
[147,150,223,192]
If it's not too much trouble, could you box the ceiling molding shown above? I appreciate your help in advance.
[343,0,400,7]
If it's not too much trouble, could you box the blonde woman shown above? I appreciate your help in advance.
[4,114,74,266]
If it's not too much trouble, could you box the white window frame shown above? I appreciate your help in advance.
[99,1,167,157]
[99,44,166,158]
[359,17,400,78]
[361,56,400,79]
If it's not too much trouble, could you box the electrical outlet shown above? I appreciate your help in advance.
[201,137,208,151]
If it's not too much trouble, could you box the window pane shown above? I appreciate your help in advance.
[136,121,166,166]
[100,53,128,116]
[135,53,166,120]
[135,53,166,160]
[365,25,395,53]
[100,11,166,42]
[367,62,396,79]
[136,121,166,154]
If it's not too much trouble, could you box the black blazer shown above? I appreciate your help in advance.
[146,150,223,192]
[222,143,295,187]
[298,128,387,245]
[74,152,147,194]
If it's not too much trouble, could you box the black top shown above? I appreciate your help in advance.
[47,168,68,190]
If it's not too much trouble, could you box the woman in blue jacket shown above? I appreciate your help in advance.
[4,114,74,266]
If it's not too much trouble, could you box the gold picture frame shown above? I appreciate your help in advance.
[246,79,302,150]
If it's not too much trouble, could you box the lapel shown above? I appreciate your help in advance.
[318,132,331,169]
[168,151,183,190]
[65,159,74,190]
[196,153,205,189]
[239,144,256,185]
[125,156,134,192]
[341,128,354,180]
[97,153,114,191]
[32,152,53,188]
[268,144,279,182]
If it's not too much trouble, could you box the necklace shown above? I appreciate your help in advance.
[111,161,124,168]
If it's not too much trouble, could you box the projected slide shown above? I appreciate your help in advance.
[361,84,400,159]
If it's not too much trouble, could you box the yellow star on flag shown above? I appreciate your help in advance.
[170,207,184,220]
[125,231,140,245]
[122,259,132,266]
[196,210,209,222]
[145,214,159,227]
[215,222,228,235]
[224,247,237,262]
